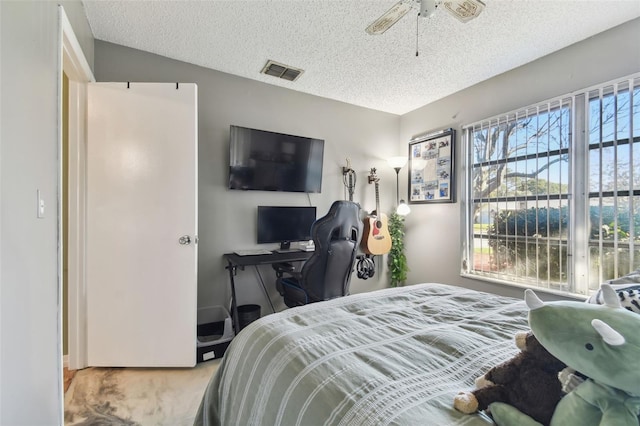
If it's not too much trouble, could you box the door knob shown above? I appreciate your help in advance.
[179,235,191,245]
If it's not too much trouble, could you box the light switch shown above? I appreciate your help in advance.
[37,189,45,219]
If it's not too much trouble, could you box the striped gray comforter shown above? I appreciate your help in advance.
[194,283,529,426]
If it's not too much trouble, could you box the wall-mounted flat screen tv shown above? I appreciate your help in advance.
[228,125,324,193]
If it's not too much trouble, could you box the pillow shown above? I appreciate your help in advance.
[607,268,640,284]
[586,269,640,314]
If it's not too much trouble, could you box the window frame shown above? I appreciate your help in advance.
[461,73,640,297]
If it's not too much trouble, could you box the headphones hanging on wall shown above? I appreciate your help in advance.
[356,255,376,279]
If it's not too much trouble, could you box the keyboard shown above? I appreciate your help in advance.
[233,249,273,256]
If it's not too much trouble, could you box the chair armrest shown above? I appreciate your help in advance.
[272,262,296,277]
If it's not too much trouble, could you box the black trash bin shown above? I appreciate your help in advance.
[237,304,261,330]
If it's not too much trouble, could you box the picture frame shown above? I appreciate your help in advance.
[408,128,455,204]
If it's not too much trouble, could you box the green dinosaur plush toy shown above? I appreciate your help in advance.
[489,284,640,426]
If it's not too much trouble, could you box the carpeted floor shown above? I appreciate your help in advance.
[64,367,77,393]
[64,360,220,426]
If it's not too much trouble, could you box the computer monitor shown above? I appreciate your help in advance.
[257,206,317,251]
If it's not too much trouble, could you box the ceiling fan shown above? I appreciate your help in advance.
[365,0,485,35]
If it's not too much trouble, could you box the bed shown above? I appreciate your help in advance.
[194,283,529,426]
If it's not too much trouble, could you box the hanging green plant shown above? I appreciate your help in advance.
[388,212,408,287]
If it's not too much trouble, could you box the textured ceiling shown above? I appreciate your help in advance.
[82,0,640,115]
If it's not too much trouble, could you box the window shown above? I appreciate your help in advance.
[463,74,639,296]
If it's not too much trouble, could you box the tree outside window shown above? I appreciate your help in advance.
[464,75,639,296]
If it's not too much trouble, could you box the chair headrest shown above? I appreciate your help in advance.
[312,201,362,242]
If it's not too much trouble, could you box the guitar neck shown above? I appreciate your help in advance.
[374,181,381,215]
[349,173,354,202]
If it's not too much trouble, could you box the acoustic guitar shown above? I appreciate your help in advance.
[361,168,392,255]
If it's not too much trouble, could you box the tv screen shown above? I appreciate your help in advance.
[228,125,324,193]
[257,206,316,250]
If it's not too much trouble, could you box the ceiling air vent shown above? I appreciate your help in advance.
[261,60,304,82]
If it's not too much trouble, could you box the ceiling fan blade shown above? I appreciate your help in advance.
[442,0,485,23]
[365,0,413,35]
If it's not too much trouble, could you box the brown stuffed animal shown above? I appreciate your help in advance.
[453,331,566,426]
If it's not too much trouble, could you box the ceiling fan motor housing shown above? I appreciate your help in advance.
[419,0,438,18]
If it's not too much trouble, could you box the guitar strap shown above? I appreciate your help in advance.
[343,158,356,202]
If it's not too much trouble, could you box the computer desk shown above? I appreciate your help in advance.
[223,250,314,334]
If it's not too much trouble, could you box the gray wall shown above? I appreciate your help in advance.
[0,1,93,424]
[95,17,640,310]
[399,18,640,301]
[94,41,401,313]
[95,17,640,311]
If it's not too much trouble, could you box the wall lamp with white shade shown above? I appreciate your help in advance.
[387,156,411,216]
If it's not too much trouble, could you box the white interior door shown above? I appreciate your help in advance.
[86,83,197,367]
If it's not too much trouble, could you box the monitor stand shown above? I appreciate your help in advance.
[274,241,300,253]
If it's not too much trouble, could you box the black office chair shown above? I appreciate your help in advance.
[274,200,363,307]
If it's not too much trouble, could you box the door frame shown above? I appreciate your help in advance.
[59,5,94,371]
